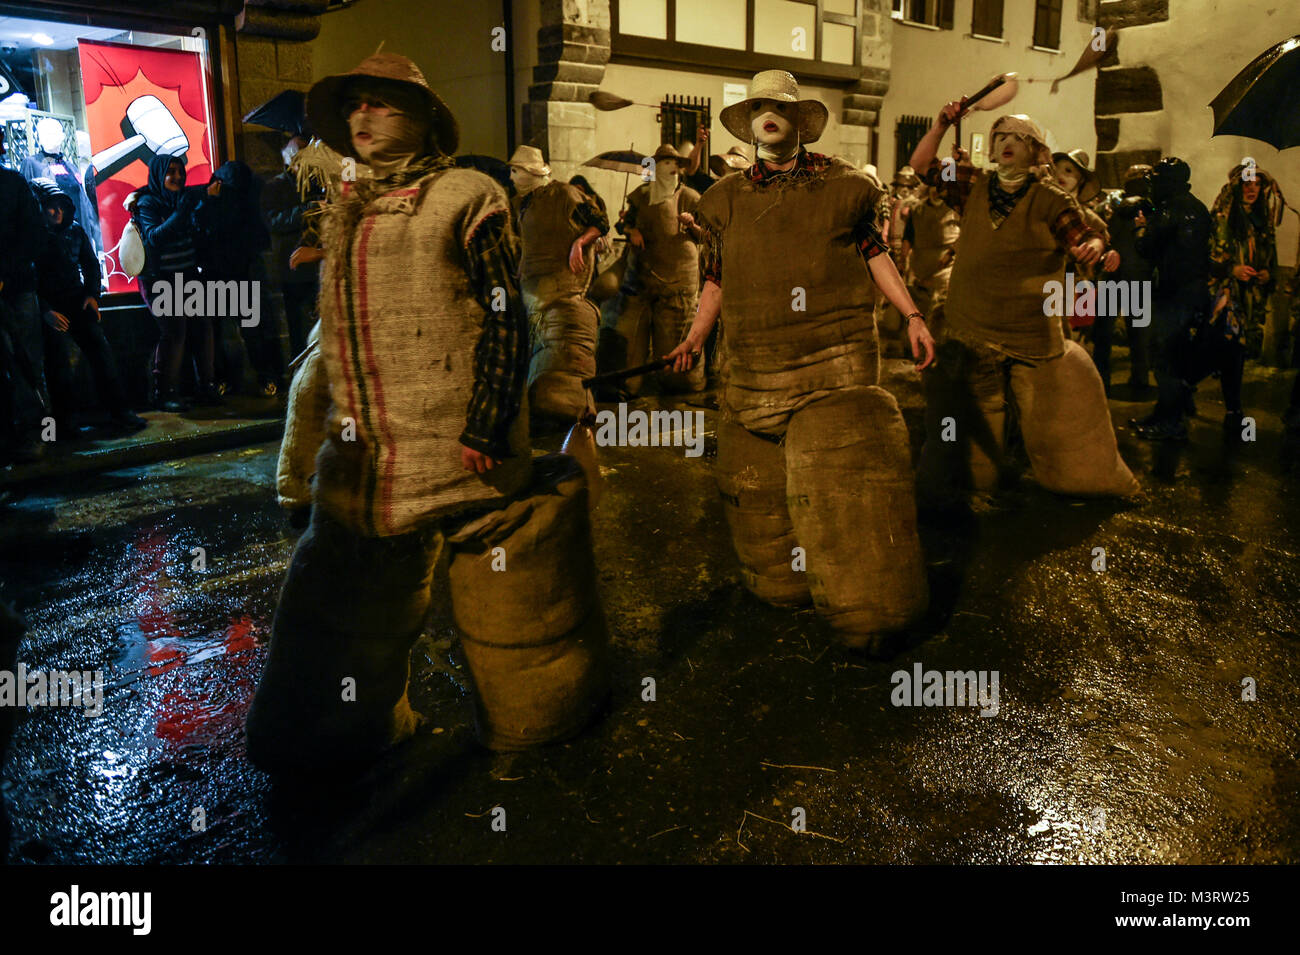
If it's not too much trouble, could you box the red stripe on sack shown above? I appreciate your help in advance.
[333,263,359,431]
[354,216,399,534]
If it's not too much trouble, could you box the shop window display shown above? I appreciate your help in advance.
[0,17,217,294]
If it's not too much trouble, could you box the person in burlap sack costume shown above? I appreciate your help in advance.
[901,183,960,343]
[246,54,607,774]
[667,70,936,654]
[507,145,609,426]
[912,107,1139,505]
[608,142,705,395]
[876,166,923,357]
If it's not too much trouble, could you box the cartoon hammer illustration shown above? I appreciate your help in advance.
[92,95,189,184]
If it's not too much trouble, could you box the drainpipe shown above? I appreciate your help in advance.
[503,0,516,155]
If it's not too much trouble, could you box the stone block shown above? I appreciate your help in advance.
[1096,116,1119,151]
[1095,148,1161,189]
[237,35,277,79]
[1098,0,1169,29]
[1096,66,1162,114]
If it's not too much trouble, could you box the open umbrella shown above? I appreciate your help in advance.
[243,89,308,135]
[583,149,647,176]
[1210,35,1300,150]
[584,148,649,211]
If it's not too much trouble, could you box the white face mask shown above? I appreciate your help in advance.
[750,106,799,163]
[282,139,302,167]
[510,166,550,195]
[649,161,679,205]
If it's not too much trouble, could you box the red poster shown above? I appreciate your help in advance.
[78,39,216,293]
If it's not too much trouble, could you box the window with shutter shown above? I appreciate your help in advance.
[972,0,1004,39]
[1033,0,1063,50]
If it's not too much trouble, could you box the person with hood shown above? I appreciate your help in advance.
[910,107,1137,502]
[262,132,325,361]
[1130,157,1214,442]
[608,142,705,395]
[1100,164,1156,394]
[0,144,52,463]
[246,53,606,774]
[199,159,283,397]
[506,144,609,426]
[31,178,146,434]
[1205,162,1283,433]
[134,153,221,411]
[666,70,935,653]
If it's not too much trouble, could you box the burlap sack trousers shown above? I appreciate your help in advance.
[609,283,705,395]
[525,274,599,420]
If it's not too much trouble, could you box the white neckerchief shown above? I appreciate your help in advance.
[514,171,550,196]
[649,169,678,205]
[756,131,800,164]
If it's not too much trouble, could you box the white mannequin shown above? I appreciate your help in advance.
[36,116,64,154]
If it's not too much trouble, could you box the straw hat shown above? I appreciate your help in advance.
[719,70,828,145]
[651,143,685,164]
[1052,148,1100,202]
[506,145,551,177]
[710,145,752,177]
[990,114,1050,164]
[307,52,459,159]
[893,165,920,188]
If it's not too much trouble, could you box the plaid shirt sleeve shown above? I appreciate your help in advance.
[1051,204,1101,252]
[699,221,723,284]
[922,158,975,216]
[853,214,889,260]
[460,209,528,459]
[572,194,610,236]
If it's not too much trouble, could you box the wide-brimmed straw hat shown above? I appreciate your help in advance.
[506,145,551,177]
[307,52,459,159]
[719,70,828,145]
[651,143,685,164]
[893,165,920,188]
[1052,148,1100,202]
[710,145,752,177]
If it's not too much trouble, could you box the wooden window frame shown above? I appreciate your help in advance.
[611,0,862,84]
[1032,0,1064,52]
[971,0,1004,40]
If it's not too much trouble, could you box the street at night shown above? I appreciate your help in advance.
[1,0,1298,932]
[4,361,1297,865]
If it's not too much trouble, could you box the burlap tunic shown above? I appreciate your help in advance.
[695,159,884,435]
[313,167,531,538]
[517,180,602,417]
[610,181,704,393]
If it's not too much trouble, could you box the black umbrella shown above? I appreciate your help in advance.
[1210,35,1300,150]
[243,89,309,136]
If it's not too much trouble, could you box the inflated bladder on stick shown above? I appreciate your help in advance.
[1010,341,1140,497]
[714,416,811,606]
[447,455,609,750]
[785,386,929,645]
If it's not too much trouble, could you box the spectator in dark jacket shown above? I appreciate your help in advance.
[200,160,284,396]
[135,153,220,412]
[1131,157,1213,442]
[31,178,146,434]
[262,134,323,359]
[0,158,51,462]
